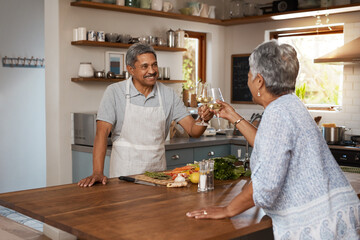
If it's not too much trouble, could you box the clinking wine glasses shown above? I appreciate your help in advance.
[209,88,224,131]
[208,88,224,112]
[195,83,212,126]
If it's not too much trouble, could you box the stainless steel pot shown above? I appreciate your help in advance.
[322,126,348,144]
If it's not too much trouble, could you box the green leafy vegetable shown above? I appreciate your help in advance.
[212,155,251,180]
[144,171,171,180]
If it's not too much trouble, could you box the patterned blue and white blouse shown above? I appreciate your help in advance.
[250,94,360,240]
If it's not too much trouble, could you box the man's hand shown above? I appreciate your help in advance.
[78,173,107,187]
[198,105,214,123]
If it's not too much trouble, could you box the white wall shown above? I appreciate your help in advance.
[0,0,46,193]
[224,12,360,135]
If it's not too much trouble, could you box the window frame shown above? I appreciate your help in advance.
[269,25,344,111]
[184,30,207,83]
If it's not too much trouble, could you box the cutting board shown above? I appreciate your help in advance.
[134,174,174,186]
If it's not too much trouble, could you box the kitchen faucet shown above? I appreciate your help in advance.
[243,113,263,170]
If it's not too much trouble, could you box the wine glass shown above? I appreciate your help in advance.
[208,88,224,130]
[195,83,212,126]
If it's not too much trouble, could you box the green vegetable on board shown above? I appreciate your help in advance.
[212,155,251,180]
[144,171,171,180]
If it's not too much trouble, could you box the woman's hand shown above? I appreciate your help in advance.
[216,100,237,122]
[186,206,230,219]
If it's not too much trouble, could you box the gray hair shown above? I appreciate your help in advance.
[126,43,157,68]
[249,40,299,96]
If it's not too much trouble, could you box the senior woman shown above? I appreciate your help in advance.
[186,40,360,239]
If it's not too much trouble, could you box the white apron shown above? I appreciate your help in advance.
[109,79,166,177]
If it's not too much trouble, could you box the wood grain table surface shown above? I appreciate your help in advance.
[0,177,272,240]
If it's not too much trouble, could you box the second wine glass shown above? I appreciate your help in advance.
[195,83,211,126]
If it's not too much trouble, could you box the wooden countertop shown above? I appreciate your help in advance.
[0,177,272,240]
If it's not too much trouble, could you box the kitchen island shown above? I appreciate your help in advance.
[0,177,273,240]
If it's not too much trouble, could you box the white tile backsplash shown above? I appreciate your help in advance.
[354,82,360,90]
[354,65,360,75]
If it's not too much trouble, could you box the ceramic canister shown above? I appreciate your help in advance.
[78,62,94,78]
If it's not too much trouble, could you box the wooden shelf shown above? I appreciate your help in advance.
[71,1,222,25]
[71,40,187,51]
[71,77,186,84]
[221,3,360,26]
[71,1,360,26]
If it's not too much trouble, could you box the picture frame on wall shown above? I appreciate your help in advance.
[105,51,125,75]
[231,54,254,104]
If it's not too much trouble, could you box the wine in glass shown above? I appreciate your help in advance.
[195,83,212,126]
[208,88,224,112]
[208,88,224,130]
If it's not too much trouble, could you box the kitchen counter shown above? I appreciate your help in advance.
[0,177,272,240]
[328,145,360,152]
[72,135,248,154]
[1,173,359,240]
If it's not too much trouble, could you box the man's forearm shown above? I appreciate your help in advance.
[92,135,108,175]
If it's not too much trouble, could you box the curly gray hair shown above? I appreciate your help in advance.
[249,40,299,96]
[126,43,157,68]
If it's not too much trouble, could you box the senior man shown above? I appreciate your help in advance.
[78,43,212,187]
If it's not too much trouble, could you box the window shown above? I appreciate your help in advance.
[182,31,206,89]
[270,26,344,111]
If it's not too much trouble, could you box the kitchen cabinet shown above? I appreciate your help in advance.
[193,144,230,161]
[72,137,249,179]
[72,150,110,183]
[71,1,360,26]
[165,148,193,169]
[165,144,232,170]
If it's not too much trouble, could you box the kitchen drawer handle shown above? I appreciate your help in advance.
[208,151,215,156]
[171,155,180,160]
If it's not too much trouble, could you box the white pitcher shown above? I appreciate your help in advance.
[175,29,189,48]
[208,5,216,19]
[189,2,201,16]
[151,0,163,11]
[199,3,209,18]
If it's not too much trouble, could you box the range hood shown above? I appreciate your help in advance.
[314,37,360,65]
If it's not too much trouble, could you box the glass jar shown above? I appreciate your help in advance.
[197,160,208,192]
[125,0,139,7]
[229,0,244,18]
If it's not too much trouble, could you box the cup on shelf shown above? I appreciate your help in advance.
[163,1,173,12]
[97,31,105,42]
[156,37,167,46]
[72,28,78,41]
[163,67,170,80]
[140,0,151,9]
[77,27,87,41]
[87,30,97,41]
[125,0,139,7]
[151,0,163,11]
[121,34,131,44]
[158,67,163,79]
[105,33,119,42]
[116,0,125,5]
